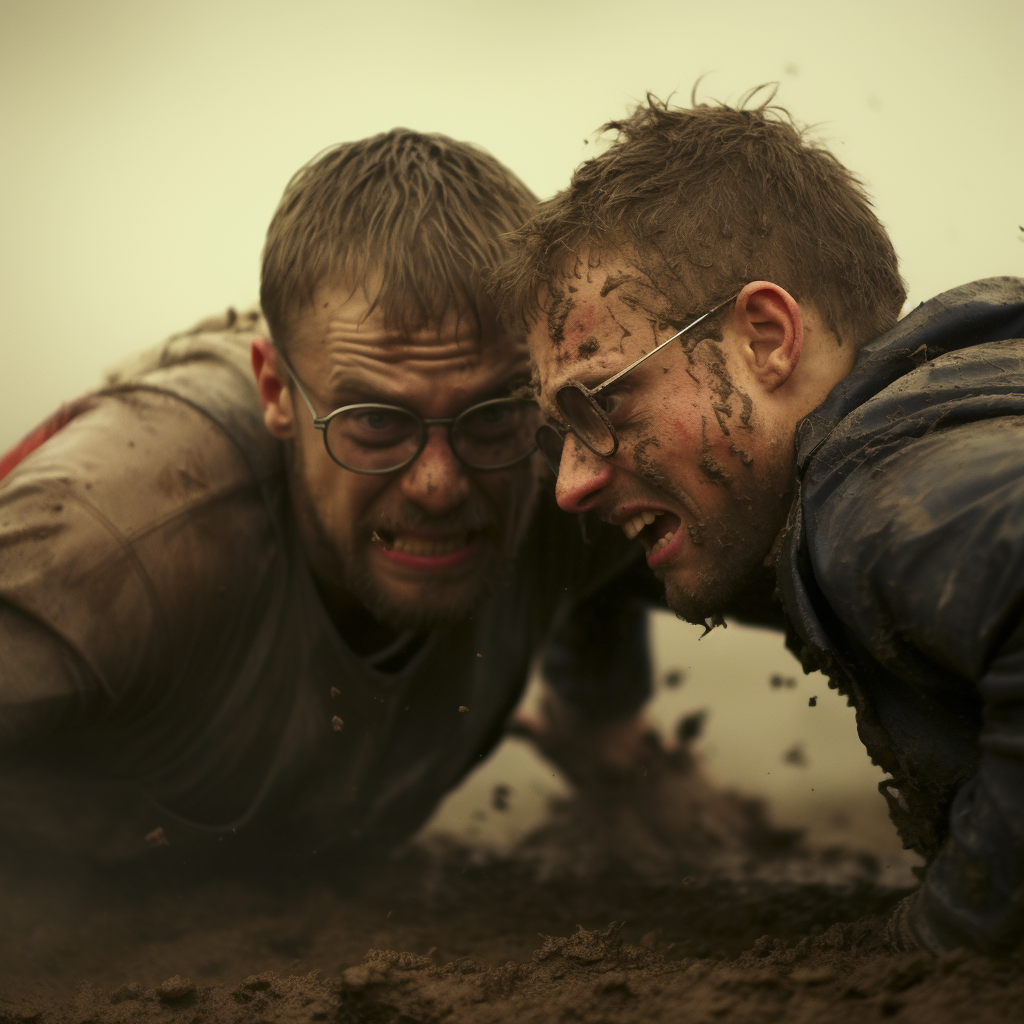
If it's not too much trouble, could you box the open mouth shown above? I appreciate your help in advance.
[620,510,682,561]
[371,530,483,570]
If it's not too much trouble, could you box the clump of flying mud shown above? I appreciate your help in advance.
[1,752,1021,1023]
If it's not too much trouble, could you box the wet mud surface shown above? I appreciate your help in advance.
[3,800,1022,1024]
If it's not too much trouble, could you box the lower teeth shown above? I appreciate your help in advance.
[650,530,676,555]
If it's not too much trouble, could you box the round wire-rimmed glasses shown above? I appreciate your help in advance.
[534,292,740,474]
[278,352,540,475]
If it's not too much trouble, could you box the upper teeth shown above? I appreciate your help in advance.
[388,534,469,556]
[622,510,661,540]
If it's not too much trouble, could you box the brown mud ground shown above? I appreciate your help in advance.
[3,796,1022,1024]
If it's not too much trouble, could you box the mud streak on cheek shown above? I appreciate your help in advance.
[631,429,660,476]
[738,393,753,428]
[728,443,754,466]
[697,417,731,485]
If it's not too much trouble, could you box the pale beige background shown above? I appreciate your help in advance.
[2,0,1022,857]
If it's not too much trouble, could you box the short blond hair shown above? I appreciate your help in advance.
[261,129,537,348]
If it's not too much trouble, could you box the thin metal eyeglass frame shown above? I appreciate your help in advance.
[275,349,537,475]
[541,291,741,465]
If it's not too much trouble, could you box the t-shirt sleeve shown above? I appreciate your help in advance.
[810,416,1024,952]
[0,602,102,753]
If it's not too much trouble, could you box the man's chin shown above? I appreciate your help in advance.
[660,561,769,629]
[359,576,494,631]
[347,542,507,630]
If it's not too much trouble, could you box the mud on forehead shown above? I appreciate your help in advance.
[542,260,681,355]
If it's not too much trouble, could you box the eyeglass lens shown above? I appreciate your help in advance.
[324,400,539,472]
[326,406,422,473]
[451,399,540,470]
[555,385,616,456]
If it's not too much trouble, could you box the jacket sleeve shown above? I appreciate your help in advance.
[912,615,1024,953]
[810,416,1024,953]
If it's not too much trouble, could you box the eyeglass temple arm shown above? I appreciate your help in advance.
[274,348,322,422]
[592,292,740,394]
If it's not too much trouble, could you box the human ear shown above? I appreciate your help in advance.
[251,337,295,439]
[733,282,803,392]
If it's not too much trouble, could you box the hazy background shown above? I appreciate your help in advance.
[2,0,1022,858]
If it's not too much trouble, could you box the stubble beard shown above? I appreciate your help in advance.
[330,525,511,632]
[642,458,792,629]
[286,445,540,633]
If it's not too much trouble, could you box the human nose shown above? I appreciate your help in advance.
[554,433,613,513]
[398,425,471,513]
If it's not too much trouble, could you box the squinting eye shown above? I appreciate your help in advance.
[474,405,510,425]
[336,407,417,448]
[361,411,400,431]
[593,391,625,417]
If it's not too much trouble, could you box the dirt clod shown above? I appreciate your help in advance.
[2,786,1021,1023]
[156,975,196,1002]
[109,982,144,1004]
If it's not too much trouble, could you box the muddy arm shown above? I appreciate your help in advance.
[809,416,1024,954]
[910,618,1024,954]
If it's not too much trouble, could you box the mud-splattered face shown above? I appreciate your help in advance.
[528,259,793,624]
[280,282,538,631]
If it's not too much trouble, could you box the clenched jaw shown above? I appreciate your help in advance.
[371,529,484,571]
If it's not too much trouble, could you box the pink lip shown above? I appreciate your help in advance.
[645,520,686,569]
[376,535,482,572]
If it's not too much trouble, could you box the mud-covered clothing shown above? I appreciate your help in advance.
[780,278,1024,954]
[0,313,654,863]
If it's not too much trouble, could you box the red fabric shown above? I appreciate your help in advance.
[0,397,95,482]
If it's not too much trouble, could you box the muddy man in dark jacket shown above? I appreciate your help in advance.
[494,92,1024,956]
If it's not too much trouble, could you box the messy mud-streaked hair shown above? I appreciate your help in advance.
[493,89,906,348]
[261,129,537,349]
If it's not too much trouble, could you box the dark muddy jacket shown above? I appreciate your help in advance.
[779,278,1024,953]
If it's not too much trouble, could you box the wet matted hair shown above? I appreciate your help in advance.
[493,89,906,349]
[261,129,537,349]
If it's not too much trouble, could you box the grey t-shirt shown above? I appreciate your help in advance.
[0,314,649,863]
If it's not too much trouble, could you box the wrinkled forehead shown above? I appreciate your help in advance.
[291,279,528,398]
